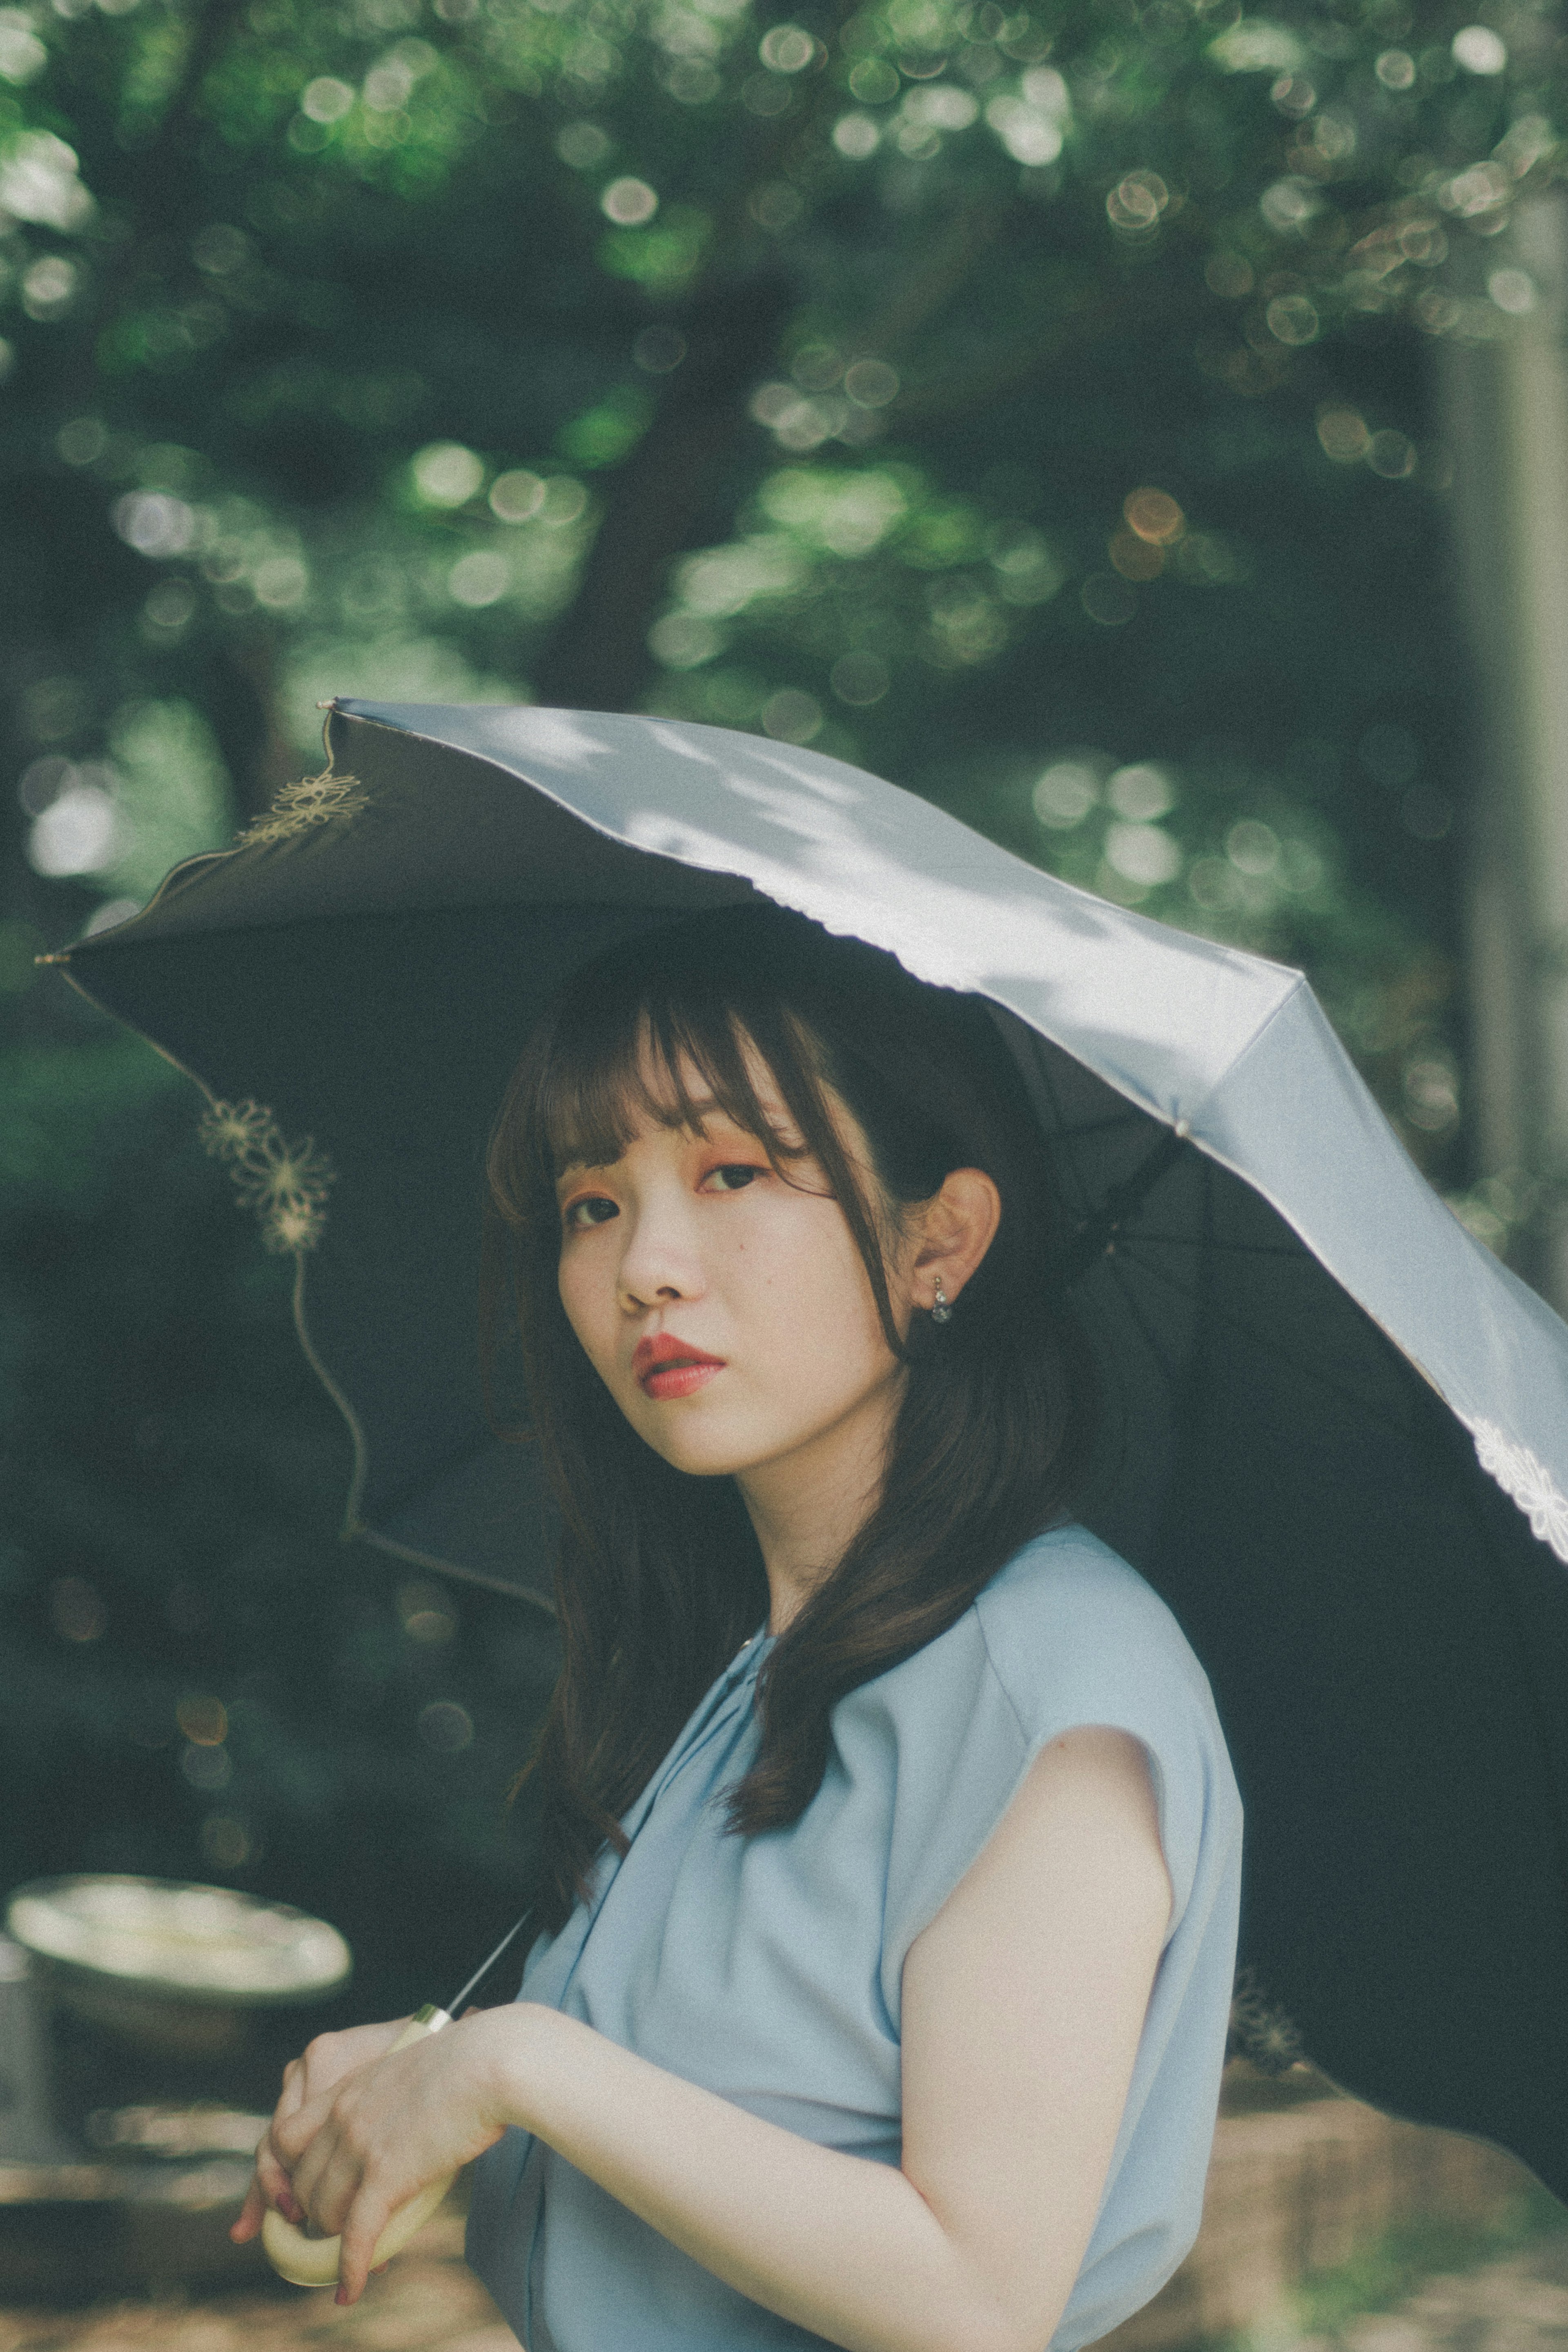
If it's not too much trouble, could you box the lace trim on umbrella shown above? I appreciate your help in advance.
[1472,1420,1568,1563]
[200,1099,336,1254]
[236,765,368,847]
[1229,1967,1306,2075]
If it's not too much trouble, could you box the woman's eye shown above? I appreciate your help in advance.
[563,1195,618,1230]
[703,1164,765,1193]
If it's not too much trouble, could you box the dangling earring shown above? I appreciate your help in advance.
[931,1276,953,1325]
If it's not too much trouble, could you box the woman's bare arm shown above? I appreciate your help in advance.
[267,1726,1172,2352]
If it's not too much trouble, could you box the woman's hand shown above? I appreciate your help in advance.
[243,2009,525,2303]
[233,2017,412,2248]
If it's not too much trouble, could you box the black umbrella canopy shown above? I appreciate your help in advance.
[56,700,1568,2200]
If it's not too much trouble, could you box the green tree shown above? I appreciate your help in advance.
[1,0,1560,1068]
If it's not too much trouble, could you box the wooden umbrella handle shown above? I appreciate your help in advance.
[260,2006,454,2287]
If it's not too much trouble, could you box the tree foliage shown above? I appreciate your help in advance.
[4,0,1561,1039]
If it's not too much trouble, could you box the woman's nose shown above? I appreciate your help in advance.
[617,1204,703,1312]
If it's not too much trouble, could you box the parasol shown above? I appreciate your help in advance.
[51,700,1568,2201]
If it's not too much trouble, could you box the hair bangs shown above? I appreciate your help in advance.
[534,977,820,1185]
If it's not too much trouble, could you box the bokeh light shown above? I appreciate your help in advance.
[1104,820,1180,890]
[1033,760,1101,829]
[1451,25,1506,75]
[490,469,547,522]
[830,651,891,705]
[760,687,822,742]
[1107,763,1176,822]
[1123,489,1184,546]
[448,551,510,607]
[26,781,120,876]
[399,1579,457,1643]
[758,24,817,71]
[1107,172,1168,233]
[176,1696,227,1746]
[412,442,484,507]
[301,76,355,122]
[200,1815,253,1870]
[633,325,686,373]
[1081,574,1136,626]
[418,1700,474,1753]
[601,177,659,226]
[833,113,881,158]
[49,1578,105,1642]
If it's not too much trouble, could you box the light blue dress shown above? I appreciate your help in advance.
[467,1526,1243,2352]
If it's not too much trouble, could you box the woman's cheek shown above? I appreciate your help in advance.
[558,1257,610,1375]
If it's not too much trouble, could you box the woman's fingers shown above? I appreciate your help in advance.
[306,2127,374,2237]
[282,2120,337,2225]
[230,2121,308,2243]
[272,2082,339,2169]
[285,2081,388,2236]
[269,2022,410,2160]
[275,2057,308,2121]
[229,2049,317,2244]
[230,2177,266,2244]
[336,2186,397,2305]
[255,2128,305,2214]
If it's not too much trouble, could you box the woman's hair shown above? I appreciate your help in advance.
[483,904,1098,1931]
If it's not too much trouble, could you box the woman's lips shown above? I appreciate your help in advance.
[633,1335,726,1400]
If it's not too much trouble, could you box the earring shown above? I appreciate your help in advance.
[931,1276,953,1325]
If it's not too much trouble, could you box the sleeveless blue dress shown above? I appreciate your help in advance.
[467,1526,1244,2350]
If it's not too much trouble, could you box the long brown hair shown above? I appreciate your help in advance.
[483,905,1098,1931]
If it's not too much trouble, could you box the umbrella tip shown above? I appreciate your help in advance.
[34,951,68,966]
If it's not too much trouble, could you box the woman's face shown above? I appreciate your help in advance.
[554,1052,911,1493]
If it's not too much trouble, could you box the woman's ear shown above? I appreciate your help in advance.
[911,1168,1002,1313]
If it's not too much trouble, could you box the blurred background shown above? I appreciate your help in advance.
[2,0,1568,2327]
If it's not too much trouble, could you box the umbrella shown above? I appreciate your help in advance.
[53,700,1568,2200]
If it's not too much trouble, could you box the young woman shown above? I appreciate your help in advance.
[234,906,1243,2352]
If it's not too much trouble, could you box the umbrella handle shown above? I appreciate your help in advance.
[260,2006,456,2287]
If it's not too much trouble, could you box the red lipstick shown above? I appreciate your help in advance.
[632,1333,726,1401]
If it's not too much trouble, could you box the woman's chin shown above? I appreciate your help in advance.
[643,1433,758,1480]
[630,1404,777,1483]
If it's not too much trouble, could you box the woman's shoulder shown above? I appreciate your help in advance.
[837,1524,1241,1995]
[973,1523,1221,1733]
[847,1523,1217,1734]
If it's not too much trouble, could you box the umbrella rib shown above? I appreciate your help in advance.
[1065,1128,1191,1283]
[368,1426,533,1524]
[1097,1249,1189,1391]
[987,1014,1160,1225]
[1113,1232,1311,1260]
[1002,1035,1100,1220]
[1113,1233,1422,1443]
[1052,1110,1158,1141]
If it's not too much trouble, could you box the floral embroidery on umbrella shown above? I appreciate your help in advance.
[1228,1966,1306,2076]
[236,766,368,848]
[199,1099,336,1253]
[1471,1420,1568,1566]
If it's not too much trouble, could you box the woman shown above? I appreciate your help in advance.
[234,906,1243,2352]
